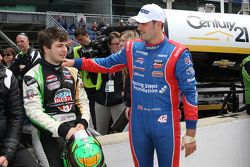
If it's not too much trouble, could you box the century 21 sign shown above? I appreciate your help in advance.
[186,16,249,43]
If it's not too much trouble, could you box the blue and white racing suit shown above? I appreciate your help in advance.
[74,37,198,167]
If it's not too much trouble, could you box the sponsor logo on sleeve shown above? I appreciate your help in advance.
[184,56,192,65]
[24,89,38,99]
[186,67,195,76]
[187,77,196,83]
[24,76,36,86]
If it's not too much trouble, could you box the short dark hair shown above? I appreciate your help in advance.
[38,27,68,55]
[73,28,88,37]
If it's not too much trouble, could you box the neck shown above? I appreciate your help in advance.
[147,32,165,44]
[44,56,60,66]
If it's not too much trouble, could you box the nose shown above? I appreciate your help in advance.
[137,23,143,31]
[63,45,68,53]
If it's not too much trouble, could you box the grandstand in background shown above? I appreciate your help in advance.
[0,0,244,49]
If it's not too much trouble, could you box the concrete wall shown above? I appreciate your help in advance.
[97,112,250,167]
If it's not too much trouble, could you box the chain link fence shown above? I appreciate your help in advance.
[0,0,249,49]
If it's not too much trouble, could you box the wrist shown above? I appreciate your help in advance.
[182,135,196,145]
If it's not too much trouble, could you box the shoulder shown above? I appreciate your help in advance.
[64,67,78,76]
[3,68,14,90]
[24,63,41,77]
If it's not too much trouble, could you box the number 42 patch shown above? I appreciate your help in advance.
[158,115,167,123]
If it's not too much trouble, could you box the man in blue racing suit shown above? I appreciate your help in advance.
[63,4,198,167]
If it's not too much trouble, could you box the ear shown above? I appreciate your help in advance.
[43,45,49,55]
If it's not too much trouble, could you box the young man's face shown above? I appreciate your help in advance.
[137,21,159,43]
[44,40,68,65]
[16,35,29,53]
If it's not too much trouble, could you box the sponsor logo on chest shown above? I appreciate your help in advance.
[54,88,73,112]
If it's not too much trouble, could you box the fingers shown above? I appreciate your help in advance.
[184,142,197,157]
[62,59,74,67]
[0,156,8,167]
[76,124,84,130]
[66,127,78,140]
[124,107,130,120]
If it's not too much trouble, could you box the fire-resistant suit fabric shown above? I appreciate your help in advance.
[73,37,198,167]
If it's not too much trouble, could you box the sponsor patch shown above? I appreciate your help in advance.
[65,79,73,84]
[140,9,149,14]
[47,81,61,90]
[158,115,167,123]
[24,89,38,99]
[136,50,148,56]
[54,88,72,112]
[159,85,167,94]
[157,54,168,58]
[186,67,195,76]
[184,56,192,65]
[153,63,163,69]
[64,74,72,79]
[133,72,144,77]
[187,77,196,83]
[152,71,163,77]
[135,57,144,64]
[137,105,143,110]
[133,66,145,72]
[46,75,57,83]
[24,76,36,86]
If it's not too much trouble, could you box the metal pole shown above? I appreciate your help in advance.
[163,0,175,9]
[110,0,113,26]
[242,0,250,15]
[0,31,20,53]
[228,0,232,13]
[220,0,224,13]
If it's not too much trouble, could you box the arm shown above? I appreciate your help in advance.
[175,50,198,129]
[73,48,127,73]
[68,67,91,128]
[23,74,71,139]
[175,50,198,157]
[9,54,22,78]
[0,69,24,162]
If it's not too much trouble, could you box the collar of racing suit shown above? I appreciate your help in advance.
[41,58,62,72]
[145,36,167,50]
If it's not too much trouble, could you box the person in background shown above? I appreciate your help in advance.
[242,55,250,115]
[57,15,68,30]
[119,30,140,130]
[23,27,91,167]
[68,28,101,129]
[0,49,3,62]
[77,17,86,29]
[2,47,15,68]
[9,32,41,149]
[91,22,98,32]
[0,62,39,167]
[97,17,106,31]
[63,3,198,167]
[94,31,125,135]
[9,32,41,90]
